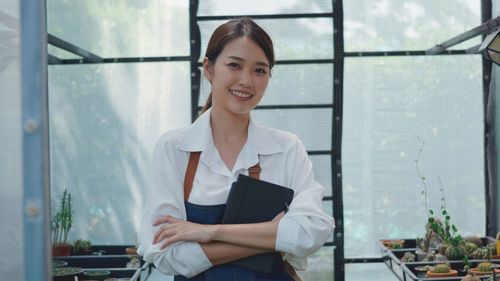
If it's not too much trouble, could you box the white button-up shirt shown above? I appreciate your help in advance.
[138,109,335,278]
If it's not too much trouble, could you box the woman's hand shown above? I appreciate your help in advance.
[153,215,217,249]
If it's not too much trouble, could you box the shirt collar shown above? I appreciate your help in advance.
[177,108,283,156]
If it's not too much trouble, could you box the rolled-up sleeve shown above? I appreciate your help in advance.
[137,133,213,278]
[275,137,335,267]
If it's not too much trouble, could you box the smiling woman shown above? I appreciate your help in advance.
[138,18,334,281]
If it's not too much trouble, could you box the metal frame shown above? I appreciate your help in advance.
[426,16,500,55]
[43,1,492,281]
[481,0,496,239]
[21,0,51,281]
[48,34,102,62]
[331,1,345,280]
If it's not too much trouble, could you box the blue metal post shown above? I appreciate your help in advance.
[21,0,50,280]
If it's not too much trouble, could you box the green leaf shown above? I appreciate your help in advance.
[429,210,434,215]
[442,210,447,215]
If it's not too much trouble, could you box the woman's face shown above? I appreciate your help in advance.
[204,36,270,117]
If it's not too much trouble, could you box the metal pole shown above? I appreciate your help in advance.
[426,16,500,55]
[21,0,51,280]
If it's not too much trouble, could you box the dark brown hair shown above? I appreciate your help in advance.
[200,17,275,114]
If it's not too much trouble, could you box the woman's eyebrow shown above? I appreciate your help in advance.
[227,55,269,68]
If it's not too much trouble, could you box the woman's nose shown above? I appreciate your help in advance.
[238,70,254,88]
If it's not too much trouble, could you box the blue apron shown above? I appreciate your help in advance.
[173,201,294,281]
[174,152,295,281]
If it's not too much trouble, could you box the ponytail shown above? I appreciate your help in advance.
[199,93,212,116]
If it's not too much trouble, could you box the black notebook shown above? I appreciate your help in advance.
[221,174,294,274]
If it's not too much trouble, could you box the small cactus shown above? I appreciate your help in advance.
[477,262,493,272]
[463,242,478,257]
[422,253,435,262]
[470,247,492,260]
[445,245,465,260]
[401,252,416,262]
[433,264,451,273]
[438,244,449,255]
[486,242,496,255]
[462,236,483,247]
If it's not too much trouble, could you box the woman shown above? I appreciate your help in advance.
[138,18,334,281]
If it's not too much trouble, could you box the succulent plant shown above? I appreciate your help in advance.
[73,239,92,253]
[422,253,436,262]
[401,252,416,262]
[477,262,493,272]
[462,236,483,248]
[433,263,451,273]
[446,245,465,260]
[470,247,492,260]
[438,244,449,255]
[51,189,72,245]
[486,242,496,256]
[463,242,479,257]
[389,242,402,249]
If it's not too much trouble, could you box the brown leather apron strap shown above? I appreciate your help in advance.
[183,151,201,201]
[248,164,261,180]
[183,152,262,200]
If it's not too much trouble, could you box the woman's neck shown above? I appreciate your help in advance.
[209,108,250,171]
[210,108,249,142]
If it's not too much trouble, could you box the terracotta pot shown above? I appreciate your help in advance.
[381,239,405,249]
[52,244,71,257]
[470,268,500,277]
[426,269,458,278]
[125,247,137,255]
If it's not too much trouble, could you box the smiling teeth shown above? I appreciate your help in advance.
[230,90,252,98]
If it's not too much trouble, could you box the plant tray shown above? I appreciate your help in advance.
[52,255,152,281]
[402,260,500,281]
[377,237,497,281]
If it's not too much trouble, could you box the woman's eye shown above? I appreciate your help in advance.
[227,63,239,69]
[256,68,268,75]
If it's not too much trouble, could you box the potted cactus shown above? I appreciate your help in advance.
[470,261,500,277]
[401,252,416,262]
[381,239,405,249]
[426,263,458,278]
[72,239,92,255]
[470,247,492,260]
[463,242,479,258]
[52,189,72,256]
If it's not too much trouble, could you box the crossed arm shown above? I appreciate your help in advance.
[152,213,284,265]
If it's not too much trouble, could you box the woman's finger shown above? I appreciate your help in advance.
[153,215,181,226]
[153,224,174,243]
[154,225,177,244]
[160,235,181,250]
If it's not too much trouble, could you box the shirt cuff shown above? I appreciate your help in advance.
[155,242,213,278]
[275,216,301,255]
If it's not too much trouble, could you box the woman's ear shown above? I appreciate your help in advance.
[203,57,214,82]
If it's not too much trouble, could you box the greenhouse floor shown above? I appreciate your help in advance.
[147,262,399,281]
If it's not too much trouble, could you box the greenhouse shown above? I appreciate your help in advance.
[1,0,500,281]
